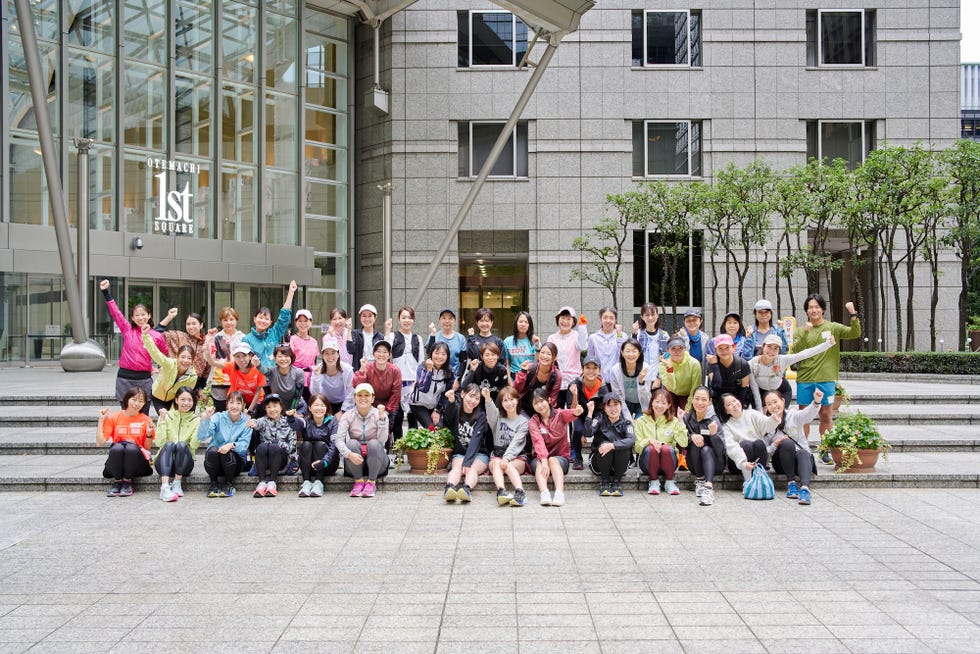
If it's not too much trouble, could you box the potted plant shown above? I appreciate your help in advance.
[393,426,454,475]
[818,411,890,473]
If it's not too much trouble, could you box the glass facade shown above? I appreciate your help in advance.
[0,0,351,362]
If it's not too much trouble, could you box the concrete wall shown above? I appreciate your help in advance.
[356,0,962,346]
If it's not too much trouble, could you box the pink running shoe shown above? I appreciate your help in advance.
[362,481,376,498]
[350,480,365,497]
[265,481,278,497]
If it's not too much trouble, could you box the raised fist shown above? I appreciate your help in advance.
[845,301,856,314]
[167,307,179,319]
[99,279,110,291]
[708,422,718,436]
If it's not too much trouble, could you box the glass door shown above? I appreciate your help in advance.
[458,256,528,336]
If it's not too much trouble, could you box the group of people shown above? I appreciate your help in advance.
[96,279,861,507]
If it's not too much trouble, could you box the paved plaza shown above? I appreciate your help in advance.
[2,487,980,653]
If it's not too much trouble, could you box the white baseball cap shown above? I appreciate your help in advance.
[359,304,378,316]
[295,309,313,320]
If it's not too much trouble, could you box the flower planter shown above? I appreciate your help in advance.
[405,447,451,474]
[829,447,879,473]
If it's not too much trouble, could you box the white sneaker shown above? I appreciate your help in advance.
[664,480,680,495]
[694,478,706,497]
[298,480,313,497]
[539,489,552,506]
[647,479,661,495]
[699,485,714,506]
[159,485,178,502]
[551,491,565,507]
[171,479,184,497]
[311,480,324,497]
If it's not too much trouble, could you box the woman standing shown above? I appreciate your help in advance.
[243,280,298,375]
[153,387,200,502]
[740,299,788,359]
[289,309,320,389]
[632,302,671,375]
[209,307,244,412]
[503,311,539,380]
[706,312,749,357]
[386,306,424,440]
[323,308,354,367]
[99,279,167,415]
[97,387,155,496]
[587,306,628,379]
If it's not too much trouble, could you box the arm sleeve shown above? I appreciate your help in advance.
[483,398,500,432]
[548,372,561,407]
[502,420,528,460]
[834,317,861,340]
[461,413,489,467]
[332,414,352,458]
[576,323,589,350]
[385,370,401,413]
[527,418,549,461]
[633,417,652,454]
[142,332,168,367]
[104,294,130,334]
[615,422,636,451]
[512,369,529,394]
[723,426,749,470]
[268,307,292,345]
[197,417,216,445]
[782,337,835,366]
[352,368,368,387]
[737,333,756,361]
[749,368,762,410]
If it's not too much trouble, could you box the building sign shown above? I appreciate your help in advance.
[148,157,200,235]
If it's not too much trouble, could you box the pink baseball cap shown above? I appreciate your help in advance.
[713,334,734,348]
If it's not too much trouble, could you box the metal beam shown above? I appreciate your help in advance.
[408,39,559,309]
[14,0,105,370]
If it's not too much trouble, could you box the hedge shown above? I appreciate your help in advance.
[839,352,980,375]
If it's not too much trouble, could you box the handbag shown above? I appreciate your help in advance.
[742,464,775,500]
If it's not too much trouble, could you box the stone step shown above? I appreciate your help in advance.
[0,451,978,493]
[2,424,977,456]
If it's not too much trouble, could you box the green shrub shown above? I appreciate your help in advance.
[839,352,980,375]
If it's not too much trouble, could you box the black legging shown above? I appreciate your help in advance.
[410,405,438,429]
[591,447,630,481]
[254,441,287,483]
[727,439,769,474]
[154,442,195,478]
[151,396,173,415]
[759,379,793,409]
[299,441,338,481]
[773,439,814,486]
[204,447,244,483]
[686,434,726,484]
[104,441,153,480]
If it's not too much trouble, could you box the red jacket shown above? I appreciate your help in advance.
[353,363,402,413]
[528,408,577,461]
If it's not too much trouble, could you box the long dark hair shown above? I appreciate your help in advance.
[618,338,644,377]
[639,302,662,331]
[512,310,535,341]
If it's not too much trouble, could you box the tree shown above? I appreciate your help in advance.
[640,181,706,317]
[941,139,980,350]
[699,161,775,315]
[852,144,937,351]
[571,189,649,311]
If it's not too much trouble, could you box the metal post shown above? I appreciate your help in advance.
[379,182,393,321]
[409,39,560,309]
[75,138,93,333]
[13,0,105,370]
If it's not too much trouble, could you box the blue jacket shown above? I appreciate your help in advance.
[243,307,292,374]
[198,412,252,458]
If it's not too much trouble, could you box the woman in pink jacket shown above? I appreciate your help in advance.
[100,279,166,415]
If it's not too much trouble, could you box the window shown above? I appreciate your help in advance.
[633,230,703,311]
[457,122,529,178]
[806,9,876,67]
[631,10,701,67]
[632,121,702,177]
[806,120,876,169]
[457,10,529,68]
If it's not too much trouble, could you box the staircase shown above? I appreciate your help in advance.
[0,370,978,493]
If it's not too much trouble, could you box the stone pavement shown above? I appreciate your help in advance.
[2,488,980,653]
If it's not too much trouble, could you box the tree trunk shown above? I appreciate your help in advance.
[710,250,718,321]
[877,252,887,351]
[762,251,769,298]
[929,244,940,352]
[904,238,916,351]
[886,254,903,352]
[960,251,969,351]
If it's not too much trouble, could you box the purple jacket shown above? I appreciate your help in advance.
[106,296,166,372]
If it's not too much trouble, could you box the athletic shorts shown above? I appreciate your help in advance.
[797,381,835,406]
[530,455,569,475]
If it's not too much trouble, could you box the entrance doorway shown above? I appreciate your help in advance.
[458,257,528,336]
[126,280,208,327]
